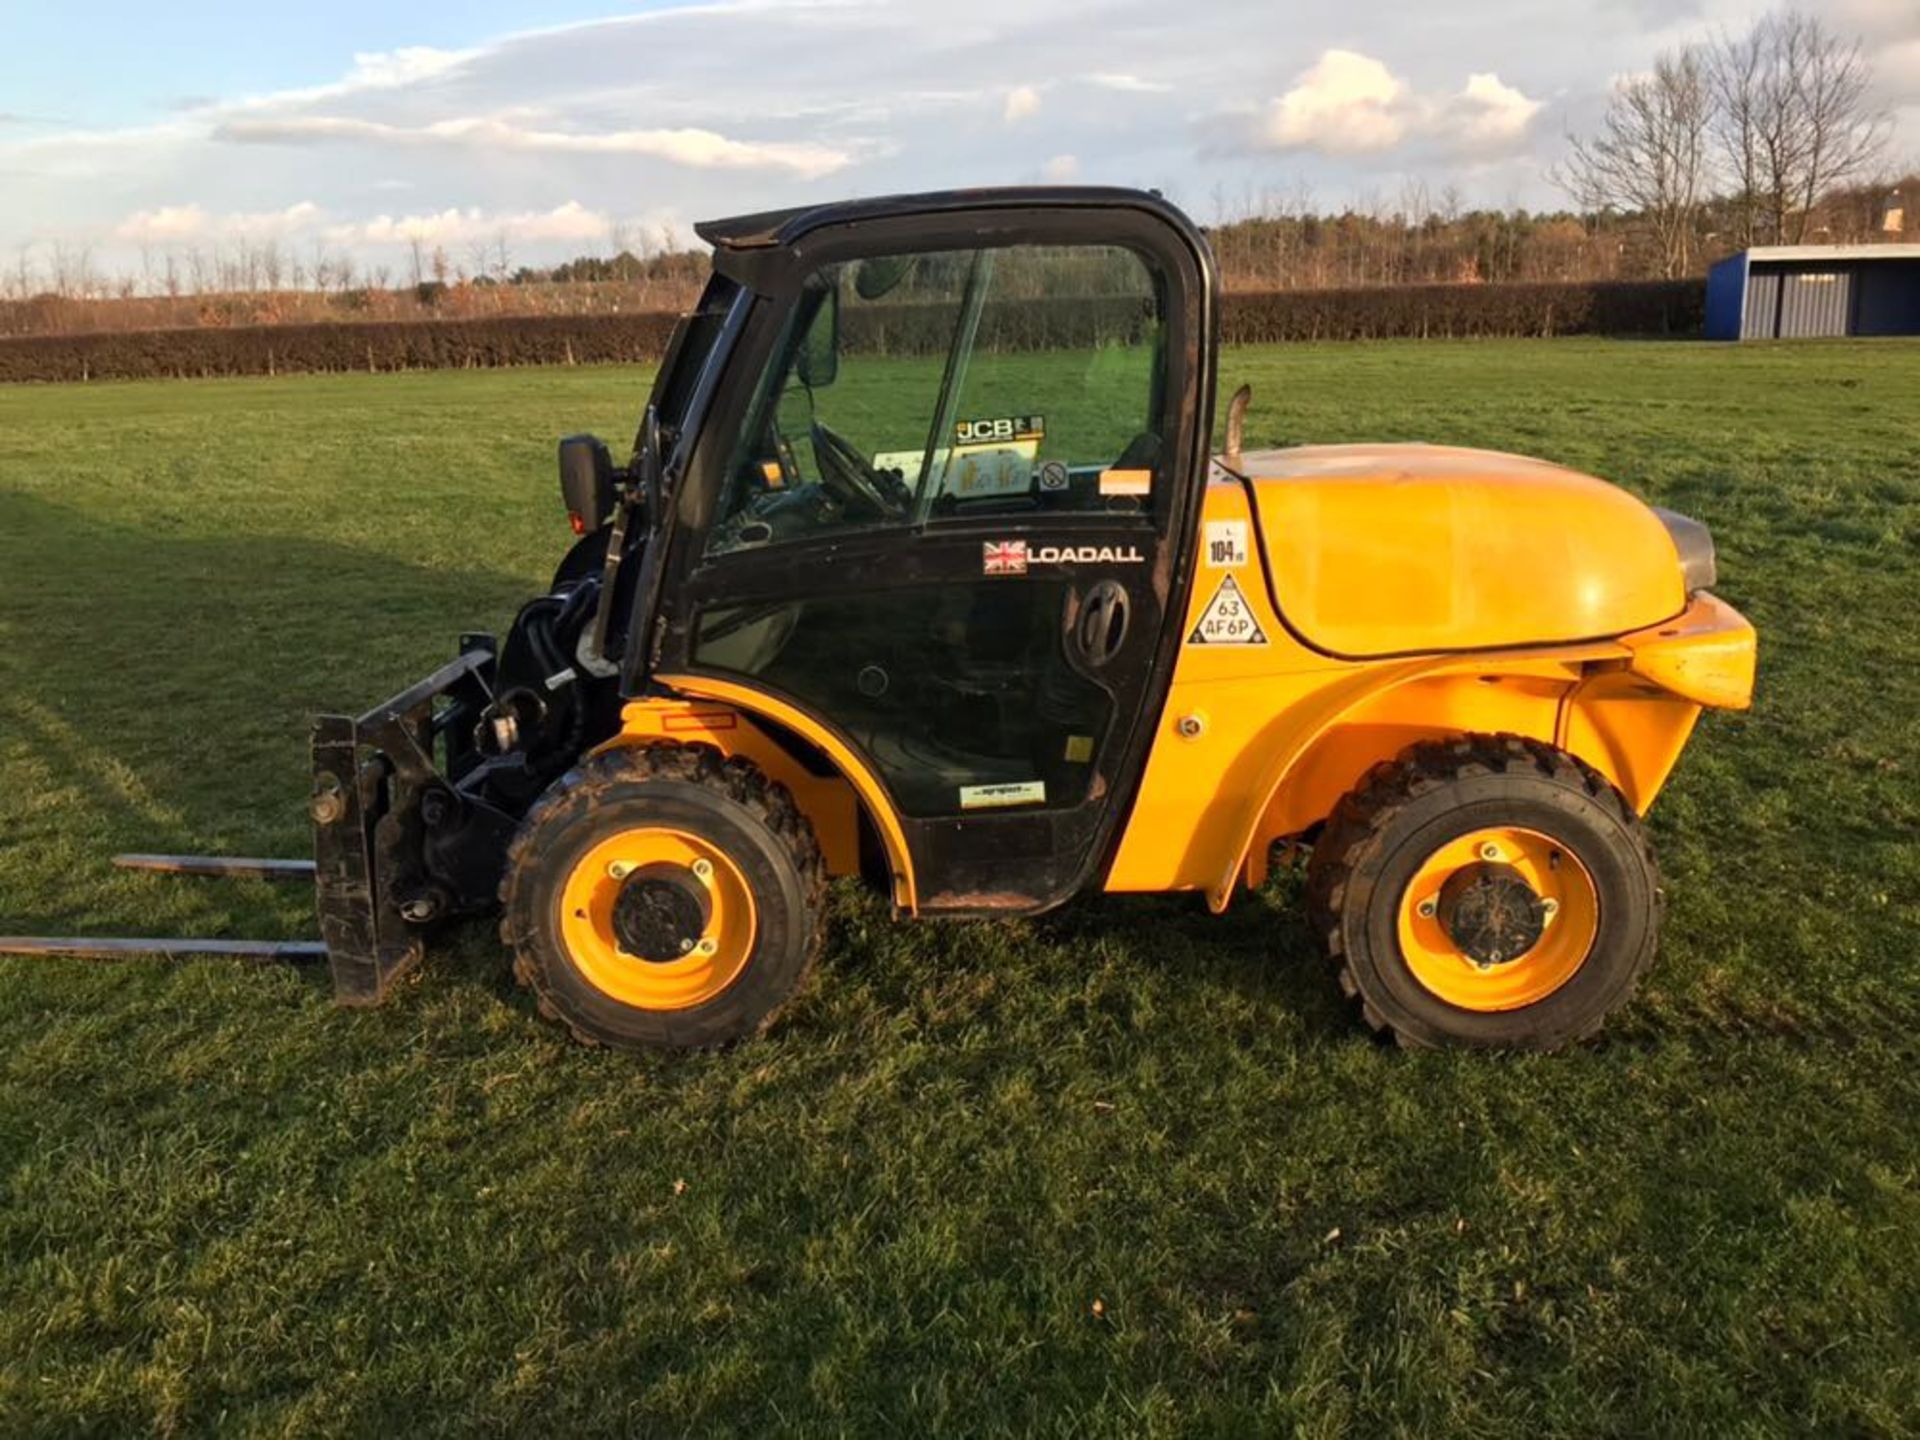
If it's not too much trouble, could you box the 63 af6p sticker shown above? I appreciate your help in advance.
[1187,574,1269,646]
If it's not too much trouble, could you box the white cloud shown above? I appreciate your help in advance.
[1042,153,1079,180]
[342,47,470,90]
[1260,50,1409,155]
[326,201,605,248]
[114,204,210,243]
[115,201,321,244]
[1086,73,1171,94]
[1446,73,1544,152]
[214,115,851,179]
[1245,48,1542,159]
[1003,85,1041,124]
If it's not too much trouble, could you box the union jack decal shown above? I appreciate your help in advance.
[982,539,1028,575]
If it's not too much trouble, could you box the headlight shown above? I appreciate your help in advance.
[1653,506,1717,593]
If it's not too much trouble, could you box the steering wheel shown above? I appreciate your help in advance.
[811,421,906,521]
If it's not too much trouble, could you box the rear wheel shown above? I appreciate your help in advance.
[1306,734,1661,1050]
[501,746,826,1050]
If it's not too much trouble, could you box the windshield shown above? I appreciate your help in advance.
[646,274,742,446]
[704,243,1166,557]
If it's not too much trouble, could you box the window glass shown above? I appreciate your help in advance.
[706,244,1164,556]
[694,582,1111,817]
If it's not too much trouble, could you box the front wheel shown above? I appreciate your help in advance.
[1306,735,1662,1050]
[500,746,826,1050]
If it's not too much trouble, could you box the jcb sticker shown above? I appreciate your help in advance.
[956,415,1044,444]
[1204,520,1249,569]
[959,779,1047,810]
[1188,574,1269,646]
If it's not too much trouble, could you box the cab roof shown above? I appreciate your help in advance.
[694,185,1190,251]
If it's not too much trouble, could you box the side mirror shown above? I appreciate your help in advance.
[558,434,616,535]
[795,279,839,389]
[854,254,914,300]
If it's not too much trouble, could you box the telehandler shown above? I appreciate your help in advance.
[3,187,1756,1050]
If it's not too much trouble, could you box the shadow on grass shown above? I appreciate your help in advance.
[0,489,534,970]
[1030,870,1369,1049]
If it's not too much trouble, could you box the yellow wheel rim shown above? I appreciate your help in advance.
[1396,826,1599,1012]
[556,827,757,1010]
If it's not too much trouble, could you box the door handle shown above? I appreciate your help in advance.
[1074,580,1131,667]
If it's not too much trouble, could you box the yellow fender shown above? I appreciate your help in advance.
[607,673,921,913]
[1201,657,1442,912]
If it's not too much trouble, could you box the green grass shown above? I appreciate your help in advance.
[1,339,1916,1436]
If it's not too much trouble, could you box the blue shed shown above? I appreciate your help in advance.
[1705,244,1920,340]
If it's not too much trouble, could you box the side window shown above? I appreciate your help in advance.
[706,244,1166,557]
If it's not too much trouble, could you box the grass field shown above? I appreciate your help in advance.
[1,339,1916,1436]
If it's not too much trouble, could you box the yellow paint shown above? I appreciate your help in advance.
[1106,474,1756,907]
[600,698,862,877]
[1617,590,1757,710]
[646,674,919,911]
[557,826,756,1010]
[1396,826,1600,1011]
[1240,444,1687,657]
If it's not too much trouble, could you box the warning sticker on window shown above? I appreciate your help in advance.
[1203,520,1249,568]
[959,779,1047,810]
[1187,574,1269,646]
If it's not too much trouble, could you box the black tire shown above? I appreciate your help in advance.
[1305,734,1662,1051]
[500,745,826,1051]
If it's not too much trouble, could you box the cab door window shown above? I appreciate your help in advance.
[705,243,1166,557]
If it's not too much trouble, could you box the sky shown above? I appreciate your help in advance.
[2,0,1916,283]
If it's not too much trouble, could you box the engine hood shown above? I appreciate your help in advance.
[1232,443,1689,658]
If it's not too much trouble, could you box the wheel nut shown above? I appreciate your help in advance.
[691,858,714,882]
[1541,897,1560,920]
[1175,713,1205,740]
[608,861,632,880]
[1478,842,1501,862]
[309,774,345,826]
[697,938,718,956]
[1416,897,1438,919]
[678,937,695,954]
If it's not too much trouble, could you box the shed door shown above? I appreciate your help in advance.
[1778,269,1854,338]
[1742,269,1781,339]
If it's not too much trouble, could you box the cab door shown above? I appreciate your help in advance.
[656,203,1215,914]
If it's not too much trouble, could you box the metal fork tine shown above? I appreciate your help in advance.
[112,854,317,881]
[0,937,328,961]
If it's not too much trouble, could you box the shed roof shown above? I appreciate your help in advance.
[1740,244,1920,263]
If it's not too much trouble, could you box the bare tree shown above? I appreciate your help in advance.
[1557,47,1711,278]
[1707,22,1768,247]
[1710,10,1889,245]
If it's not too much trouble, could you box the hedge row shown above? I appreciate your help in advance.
[1226,279,1705,342]
[0,281,1705,383]
[841,296,1156,356]
[0,312,684,384]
